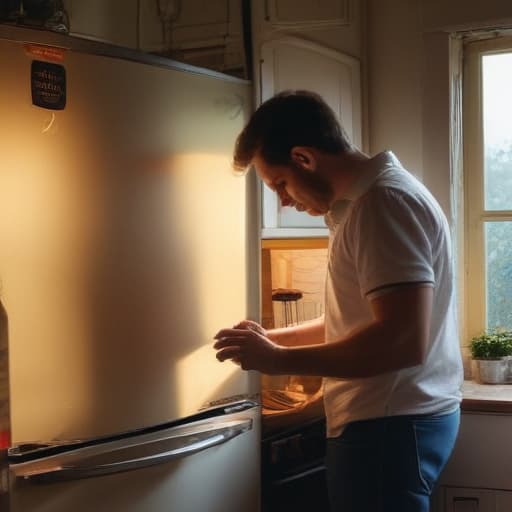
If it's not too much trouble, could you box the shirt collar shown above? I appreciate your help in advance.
[344,150,401,200]
[324,151,402,228]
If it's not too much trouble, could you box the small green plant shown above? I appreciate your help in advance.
[470,328,512,359]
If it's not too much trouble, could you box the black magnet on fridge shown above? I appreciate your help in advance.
[31,60,66,110]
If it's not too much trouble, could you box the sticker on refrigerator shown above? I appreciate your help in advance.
[24,44,66,63]
[31,60,66,110]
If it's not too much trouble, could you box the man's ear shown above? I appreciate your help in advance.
[290,146,316,172]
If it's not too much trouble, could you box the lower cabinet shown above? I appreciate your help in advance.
[437,486,512,512]
[430,412,512,511]
[496,491,512,511]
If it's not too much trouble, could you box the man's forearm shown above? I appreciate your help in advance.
[268,315,325,346]
[276,319,424,379]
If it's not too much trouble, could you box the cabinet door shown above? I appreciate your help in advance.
[439,413,512,490]
[444,487,495,512]
[260,37,362,238]
[496,490,512,511]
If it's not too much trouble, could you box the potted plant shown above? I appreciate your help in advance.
[470,328,512,384]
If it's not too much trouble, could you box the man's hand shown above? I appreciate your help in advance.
[214,326,284,374]
[232,319,268,337]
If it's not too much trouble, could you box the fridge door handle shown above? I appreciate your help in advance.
[16,418,253,483]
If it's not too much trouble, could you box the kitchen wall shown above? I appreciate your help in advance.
[367,0,512,215]
[367,0,512,374]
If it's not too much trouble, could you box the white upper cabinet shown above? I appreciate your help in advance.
[259,36,362,238]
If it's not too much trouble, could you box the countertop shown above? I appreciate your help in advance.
[462,379,512,413]
[260,379,512,433]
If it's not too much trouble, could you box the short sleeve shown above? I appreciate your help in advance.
[346,187,436,296]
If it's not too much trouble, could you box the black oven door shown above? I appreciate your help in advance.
[261,417,329,512]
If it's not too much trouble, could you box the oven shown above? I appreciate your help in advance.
[261,383,329,512]
[262,416,329,512]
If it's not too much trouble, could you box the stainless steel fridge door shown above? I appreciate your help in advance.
[10,405,261,512]
[0,26,259,445]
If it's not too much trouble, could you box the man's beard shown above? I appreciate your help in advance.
[292,161,332,214]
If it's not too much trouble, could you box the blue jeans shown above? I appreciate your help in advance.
[326,409,460,512]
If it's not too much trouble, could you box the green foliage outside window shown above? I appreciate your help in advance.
[484,142,512,330]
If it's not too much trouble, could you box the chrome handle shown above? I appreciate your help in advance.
[18,418,252,483]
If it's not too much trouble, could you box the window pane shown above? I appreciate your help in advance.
[485,221,512,329]
[482,53,512,211]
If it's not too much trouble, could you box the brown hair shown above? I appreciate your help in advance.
[233,90,354,172]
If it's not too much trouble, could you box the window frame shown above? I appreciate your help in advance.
[464,35,512,339]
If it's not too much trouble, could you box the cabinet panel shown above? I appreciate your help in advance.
[496,490,512,511]
[260,37,362,238]
[441,486,512,511]
[266,0,350,29]
[444,487,495,512]
[439,413,512,490]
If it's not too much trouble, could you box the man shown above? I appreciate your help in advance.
[214,90,463,511]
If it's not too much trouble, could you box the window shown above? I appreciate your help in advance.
[464,36,512,338]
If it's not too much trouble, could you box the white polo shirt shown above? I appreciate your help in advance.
[323,151,463,438]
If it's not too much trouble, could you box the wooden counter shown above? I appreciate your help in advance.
[461,380,512,414]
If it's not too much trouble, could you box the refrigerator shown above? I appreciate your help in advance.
[0,24,260,512]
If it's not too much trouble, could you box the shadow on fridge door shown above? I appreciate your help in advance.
[9,400,261,512]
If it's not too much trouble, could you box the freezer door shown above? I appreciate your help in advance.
[10,404,261,512]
